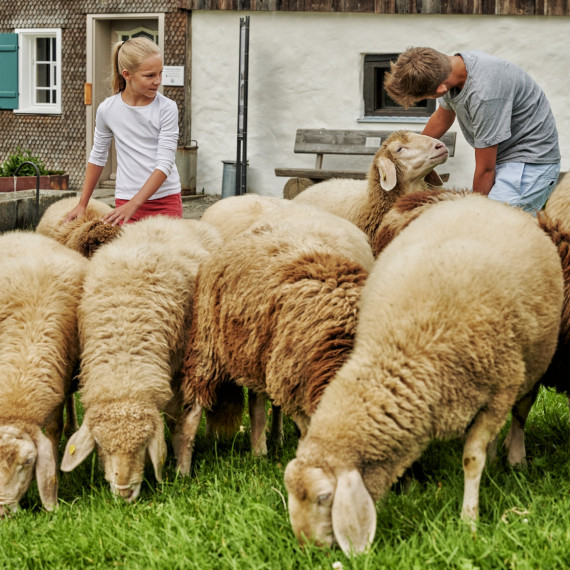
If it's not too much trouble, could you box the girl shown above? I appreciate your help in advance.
[65,37,182,225]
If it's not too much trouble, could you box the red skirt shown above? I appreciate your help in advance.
[115,193,183,224]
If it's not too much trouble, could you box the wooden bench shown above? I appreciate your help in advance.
[275,128,456,199]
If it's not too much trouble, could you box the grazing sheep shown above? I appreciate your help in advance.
[292,130,449,255]
[60,216,221,501]
[180,209,374,471]
[36,196,122,257]
[284,193,563,555]
[0,232,87,516]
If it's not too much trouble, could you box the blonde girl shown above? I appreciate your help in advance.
[65,37,182,225]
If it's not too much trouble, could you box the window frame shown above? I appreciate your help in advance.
[363,53,435,119]
[14,28,62,115]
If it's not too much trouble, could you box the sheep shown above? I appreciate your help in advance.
[0,232,87,516]
[199,193,375,270]
[292,130,449,255]
[179,208,374,471]
[60,216,221,501]
[284,193,563,555]
[36,196,122,257]
[543,172,570,232]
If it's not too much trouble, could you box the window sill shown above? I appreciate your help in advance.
[357,116,429,124]
[13,108,62,115]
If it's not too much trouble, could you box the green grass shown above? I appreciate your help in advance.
[2,387,570,569]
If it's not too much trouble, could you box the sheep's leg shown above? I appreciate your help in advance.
[505,383,540,467]
[173,401,203,476]
[248,389,268,456]
[461,409,509,523]
[269,405,283,448]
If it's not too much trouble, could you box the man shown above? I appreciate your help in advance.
[385,47,560,214]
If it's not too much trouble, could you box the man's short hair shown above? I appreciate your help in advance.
[384,47,451,109]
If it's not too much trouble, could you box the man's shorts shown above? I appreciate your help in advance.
[488,161,560,215]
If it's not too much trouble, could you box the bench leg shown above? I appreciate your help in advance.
[283,177,315,200]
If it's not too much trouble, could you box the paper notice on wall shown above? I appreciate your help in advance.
[163,66,184,86]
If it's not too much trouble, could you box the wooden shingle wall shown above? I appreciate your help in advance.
[184,0,569,15]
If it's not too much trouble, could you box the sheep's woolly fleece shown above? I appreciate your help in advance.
[182,211,372,433]
[0,231,86,426]
[36,196,121,257]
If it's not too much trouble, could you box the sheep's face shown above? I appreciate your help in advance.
[91,408,165,503]
[284,458,377,556]
[0,426,37,517]
[284,459,336,548]
[374,131,449,191]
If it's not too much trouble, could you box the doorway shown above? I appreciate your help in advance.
[85,14,164,185]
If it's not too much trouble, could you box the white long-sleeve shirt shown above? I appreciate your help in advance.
[88,92,181,200]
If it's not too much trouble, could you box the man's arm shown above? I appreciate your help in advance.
[473,145,498,196]
[422,106,456,140]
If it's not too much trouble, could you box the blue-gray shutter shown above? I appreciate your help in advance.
[0,33,18,110]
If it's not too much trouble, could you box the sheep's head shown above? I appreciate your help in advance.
[370,131,449,192]
[284,457,376,556]
[61,402,166,502]
[0,424,57,516]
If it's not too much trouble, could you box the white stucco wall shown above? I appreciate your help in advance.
[191,12,570,197]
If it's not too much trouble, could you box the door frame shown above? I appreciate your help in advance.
[85,13,165,180]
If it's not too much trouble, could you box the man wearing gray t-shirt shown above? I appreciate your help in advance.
[385,47,560,214]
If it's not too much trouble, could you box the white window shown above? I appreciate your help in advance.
[15,28,62,114]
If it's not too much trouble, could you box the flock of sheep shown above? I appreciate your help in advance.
[1,130,570,557]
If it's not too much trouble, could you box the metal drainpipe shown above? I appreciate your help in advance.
[14,161,40,227]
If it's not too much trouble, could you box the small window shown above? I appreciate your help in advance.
[15,28,62,114]
[363,54,435,118]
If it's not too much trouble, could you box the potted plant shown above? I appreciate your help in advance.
[0,147,69,192]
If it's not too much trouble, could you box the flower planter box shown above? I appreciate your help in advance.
[0,173,69,192]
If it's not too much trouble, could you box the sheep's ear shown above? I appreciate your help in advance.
[34,429,58,511]
[331,469,376,556]
[147,419,167,483]
[376,157,398,191]
[60,423,95,472]
[424,169,444,187]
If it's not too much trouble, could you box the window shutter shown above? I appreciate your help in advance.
[0,33,18,110]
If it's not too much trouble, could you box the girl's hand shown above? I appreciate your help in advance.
[102,201,139,226]
[63,205,86,224]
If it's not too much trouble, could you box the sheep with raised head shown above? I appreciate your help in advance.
[284,193,563,555]
[179,208,374,472]
[36,196,122,257]
[60,216,221,501]
[292,130,449,255]
[0,232,87,516]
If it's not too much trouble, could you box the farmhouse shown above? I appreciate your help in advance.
[1,1,568,197]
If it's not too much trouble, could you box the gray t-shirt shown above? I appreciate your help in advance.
[438,51,560,164]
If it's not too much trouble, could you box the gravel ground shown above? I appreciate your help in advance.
[182,193,221,220]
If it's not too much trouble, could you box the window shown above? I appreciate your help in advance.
[363,54,435,119]
[116,26,159,44]
[15,28,62,114]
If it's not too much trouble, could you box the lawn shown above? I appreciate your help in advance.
[1,387,570,569]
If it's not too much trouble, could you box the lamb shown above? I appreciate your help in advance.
[292,130,449,255]
[179,208,374,471]
[0,232,87,516]
[284,193,563,555]
[60,216,221,501]
[36,196,122,257]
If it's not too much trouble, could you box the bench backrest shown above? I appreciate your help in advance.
[294,129,456,157]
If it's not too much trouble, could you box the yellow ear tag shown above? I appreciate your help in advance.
[52,476,56,484]
[69,444,76,455]
[382,174,386,180]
